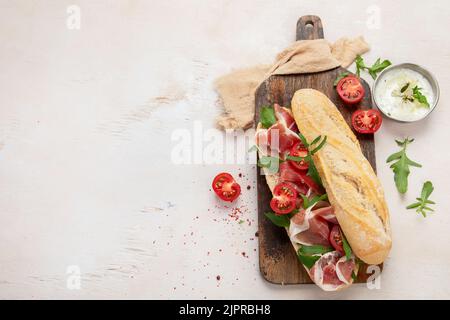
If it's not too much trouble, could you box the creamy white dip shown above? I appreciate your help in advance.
[374,68,434,121]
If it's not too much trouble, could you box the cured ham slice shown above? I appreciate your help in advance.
[336,256,357,285]
[274,103,298,132]
[279,162,310,195]
[279,161,322,194]
[289,207,330,247]
[311,206,338,224]
[308,251,356,291]
[267,122,300,154]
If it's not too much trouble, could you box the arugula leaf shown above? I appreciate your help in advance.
[351,271,357,281]
[297,131,309,147]
[333,72,350,87]
[248,145,259,153]
[292,134,327,187]
[355,55,366,77]
[300,194,328,209]
[300,194,310,209]
[297,245,334,269]
[367,58,391,79]
[406,181,436,217]
[307,160,322,187]
[258,156,281,173]
[354,55,391,79]
[260,106,276,128]
[264,212,290,227]
[308,194,328,209]
[310,136,327,155]
[386,138,422,194]
[341,233,352,260]
[299,245,334,255]
[297,252,320,269]
[412,86,430,107]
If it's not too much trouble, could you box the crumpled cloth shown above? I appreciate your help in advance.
[215,37,369,130]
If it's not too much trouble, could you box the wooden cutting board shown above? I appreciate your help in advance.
[255,15,379,285]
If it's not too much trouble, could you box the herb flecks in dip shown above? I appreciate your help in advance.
[375,68,434,121]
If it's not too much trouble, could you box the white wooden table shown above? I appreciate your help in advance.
[0,0,449,299]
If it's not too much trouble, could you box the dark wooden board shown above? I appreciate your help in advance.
[256,15,379,285]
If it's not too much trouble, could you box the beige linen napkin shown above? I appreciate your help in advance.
[215,36,369,130]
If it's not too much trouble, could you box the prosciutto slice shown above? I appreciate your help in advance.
[274,103,299,132]
[256,105,300,155]
[308,251,357,291]
[289,208,330,246]
[267,122,299,154]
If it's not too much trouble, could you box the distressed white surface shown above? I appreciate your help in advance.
[0,0,449,299]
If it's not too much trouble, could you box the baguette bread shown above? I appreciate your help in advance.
[291,89,392,265]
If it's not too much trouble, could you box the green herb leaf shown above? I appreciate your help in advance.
[297,252,320,269]
[299,245,334,256]
[297,245,334,269]
[258,156,281,173]
[367,58,391,79]
[294,133,327,188]
[406,202,421,209]
[354,55,391,79]
[386,138,422,194]
[400,82,410,93]
[310,136,327,155]
[285,155,307,162]
[341,232,352,260]
[412,86,430,107]
[406,181,435,217]
[260,106,276,128]
[301,194,328,209]
[308,194,328,208]
[307,160,322,186]
[333,72,350,87]
[264,212,290,227]
[248,145,259,153]
[300,194,310,209]
[351,271,357,281]
[297,131,309,147]
[355,55,366,77]
[310,135,322,146]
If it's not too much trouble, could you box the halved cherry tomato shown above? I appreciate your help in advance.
[351,109,382,134]
[270,182,298,215]
[336,76,365,104]
[212,172,241,202]
[329,225,344,253]
[289,142,309,171]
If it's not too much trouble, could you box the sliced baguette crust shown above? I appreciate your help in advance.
[291,89,391,265]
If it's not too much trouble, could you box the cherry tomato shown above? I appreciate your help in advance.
[270,182,298,215]
[351,109,383,134]
[212,173,241,202]
[336,76,365,104]
[289,142,309,171]
[329,225,344,253]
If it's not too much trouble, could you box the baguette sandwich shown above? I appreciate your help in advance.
[255,88,391,291]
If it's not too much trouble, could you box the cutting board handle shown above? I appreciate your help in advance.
[296,15,324,40]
